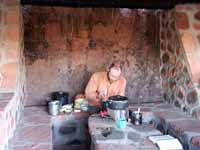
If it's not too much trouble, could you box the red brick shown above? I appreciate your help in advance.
[6,49,19,62]
[187,55,200,82]
[3,26,20,42]
[0,63,17,89]
[176,12,189,30]
[193,23,200,30]
[181,32,196,53]
[4,8,19,25]
[4,0,19,6]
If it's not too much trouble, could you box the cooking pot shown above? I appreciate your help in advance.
[108,95,128,110]
[107,95,129,121]
[51,91,69,106]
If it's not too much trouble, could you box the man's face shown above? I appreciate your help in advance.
[108,65,121,81]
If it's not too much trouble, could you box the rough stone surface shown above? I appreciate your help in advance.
[23,7,162,106]
[194,11,200,21]
[176,12,189,30]
[89,115,160,150]
[160,8,200,114]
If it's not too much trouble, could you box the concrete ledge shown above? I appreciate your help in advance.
[0,92,21,150]
[129,102,200,150]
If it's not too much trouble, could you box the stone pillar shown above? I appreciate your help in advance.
[175,4,200,118]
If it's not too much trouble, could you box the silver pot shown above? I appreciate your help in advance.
[48,100,60,115]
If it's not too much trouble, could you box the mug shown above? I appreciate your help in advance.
[116,119,127,129]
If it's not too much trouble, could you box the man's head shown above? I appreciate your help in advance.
[108,60,123,81]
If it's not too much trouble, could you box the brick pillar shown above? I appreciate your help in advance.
[0,0,22,92]
[0,0,24,150]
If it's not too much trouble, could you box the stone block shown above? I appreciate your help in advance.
[194,11,200,21]
[191,136,200,147]
[187,90,198,104]
[192,107,200,119]
[176,12,189,30]
[4,8,20,25]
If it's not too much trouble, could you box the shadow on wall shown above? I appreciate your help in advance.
[23,7,162,106]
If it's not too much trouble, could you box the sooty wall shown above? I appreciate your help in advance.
[23,7,162,106]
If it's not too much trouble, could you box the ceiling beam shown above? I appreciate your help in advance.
[21,0,199,9]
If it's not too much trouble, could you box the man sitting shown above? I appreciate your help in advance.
[85,60,127,107]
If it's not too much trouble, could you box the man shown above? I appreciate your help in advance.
[85,60,127,107]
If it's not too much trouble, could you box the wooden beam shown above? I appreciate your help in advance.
[21,0,199,9]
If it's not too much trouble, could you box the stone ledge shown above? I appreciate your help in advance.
[11,106,53,150]
[130,102,200,150]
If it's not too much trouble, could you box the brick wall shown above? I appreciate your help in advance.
[0,0,25,150]
[175,4,200,118]
[23,7,162,106]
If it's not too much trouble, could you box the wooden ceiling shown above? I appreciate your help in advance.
[21,0,199,9]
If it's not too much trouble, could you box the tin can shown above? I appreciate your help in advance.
[48,100,60,116]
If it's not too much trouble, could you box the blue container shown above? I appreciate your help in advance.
[116,119,127,129]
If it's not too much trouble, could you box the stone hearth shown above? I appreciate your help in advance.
[0,1,200,150]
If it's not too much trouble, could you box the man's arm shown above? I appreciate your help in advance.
[85,73,101,106]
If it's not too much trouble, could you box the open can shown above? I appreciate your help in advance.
[48,100,60,116]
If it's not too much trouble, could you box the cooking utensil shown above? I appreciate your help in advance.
[51,91,69,106]
[107,95,129,121]
[130,108,142,125]
[80,105,101,114]
[48,100,60,115]
[108,95,128,110]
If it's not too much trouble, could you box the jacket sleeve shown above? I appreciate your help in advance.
[85,73,98,99]
[118,79,127,96]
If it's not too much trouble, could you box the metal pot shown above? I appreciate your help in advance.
[108,95,128,110]
[107,95,129,121]
[51,91,69,106]
[48,100,60,116]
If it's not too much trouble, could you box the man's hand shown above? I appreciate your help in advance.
[98,90,107,100]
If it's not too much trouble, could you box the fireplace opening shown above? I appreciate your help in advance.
[22,7,164,149]
[1,0,200,150]
[23,7,162,106]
